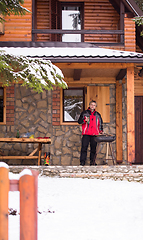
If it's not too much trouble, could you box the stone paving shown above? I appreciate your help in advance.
[9,165,143,183]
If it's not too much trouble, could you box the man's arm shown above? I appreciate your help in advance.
[78,112,85,124]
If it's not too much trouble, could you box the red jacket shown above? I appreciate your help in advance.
[78,108,103,136]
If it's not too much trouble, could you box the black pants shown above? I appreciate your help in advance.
[80,135,97,165]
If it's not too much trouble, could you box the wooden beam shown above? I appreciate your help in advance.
[32,29,124,35]
[138,67,143,77]
[73,69,82,81]
[127,67,135,164]
[116,81,123,163]
[116,69,126,80]
[32,0,36,42]
[0,138,51,143]
[120,1,125,43]
[65,77,116,84]
[29,147,38,156]
[55,63,134,69]
[0,156,40,160]
[109,0,120,14]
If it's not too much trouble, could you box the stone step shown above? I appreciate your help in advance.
[9,165,143,183]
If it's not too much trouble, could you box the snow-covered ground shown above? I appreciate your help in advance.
[9,174,143,240]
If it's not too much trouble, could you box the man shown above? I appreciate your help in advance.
[78,100,103,166]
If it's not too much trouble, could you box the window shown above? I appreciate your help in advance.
[0,87,6,124]
[61,3,83,42]
[63,88,85,122]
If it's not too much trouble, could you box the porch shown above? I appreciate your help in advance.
[0,46,143,165]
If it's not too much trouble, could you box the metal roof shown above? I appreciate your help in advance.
[0,47,143,63]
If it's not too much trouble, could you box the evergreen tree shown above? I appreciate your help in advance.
[134,0,143,36]
[0,0,30,22]
[0,1,67,92]
[0,51,67,92]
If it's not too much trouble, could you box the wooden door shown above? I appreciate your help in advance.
[87,86,110,123]
[135,96,143,164]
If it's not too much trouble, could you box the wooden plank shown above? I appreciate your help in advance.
[116,69,126,80]
[0,166,9,240]
[87,86,110,123]
[38,143,42,166]
[116,81,123,163]
[3,87,6,124]
[0,156,40,160]
[29,147,38,156]
[65,77,116,84]
[73,69,82,81]
[32,29,123,34]
[19,174,36,240]
[120,1,125,43]
[55,63,134,69]
[127,67,135,163]
[0,138,51,143]
[135,96,143,164]
[10,179,19,191]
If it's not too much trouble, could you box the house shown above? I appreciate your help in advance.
[0,0,143,165]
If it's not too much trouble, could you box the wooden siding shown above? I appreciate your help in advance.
[35,0,120,43]
[0,0,32,42]
[84,0,120,43]
[136,45,143,53]
[36,0,50,41]
[87,86,110,123]
[135,96,143,164]
[134,68,143,96]
[124,16,136,52]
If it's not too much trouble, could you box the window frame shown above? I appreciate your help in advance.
[60,87,85,125]
[60,2,84,42]
[0,87,6,125]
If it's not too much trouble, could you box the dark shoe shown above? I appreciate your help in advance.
[90,162,97,166]
[80,162,85,166]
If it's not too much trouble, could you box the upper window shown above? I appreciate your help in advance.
[61,3,83,42]
[0,87,6,124]
[63,88,85,122]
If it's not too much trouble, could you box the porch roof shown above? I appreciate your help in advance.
[0,47,143,63]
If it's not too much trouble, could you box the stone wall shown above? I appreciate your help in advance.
[0,83,127,165]
[122,81,127,164]
[9,165,143,183]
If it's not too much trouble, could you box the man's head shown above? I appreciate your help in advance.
[89,100,97,112]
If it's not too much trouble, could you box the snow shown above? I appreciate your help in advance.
[64,111,74,121]
[8,174,143,240]
[19,169,32,178]
[0,47,143,58]
[0,162,9,168]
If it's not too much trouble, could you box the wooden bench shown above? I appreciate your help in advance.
[0,138,51,165]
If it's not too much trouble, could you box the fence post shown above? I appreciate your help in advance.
[0,163,9,240]
[19,169,37,240]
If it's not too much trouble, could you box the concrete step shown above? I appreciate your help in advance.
[9,165,143,183]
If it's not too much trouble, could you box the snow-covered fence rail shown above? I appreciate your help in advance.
[0,162,38,240]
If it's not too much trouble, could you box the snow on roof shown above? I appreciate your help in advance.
[0,47,143,59]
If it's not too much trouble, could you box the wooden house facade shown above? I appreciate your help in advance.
[0,0,143,165]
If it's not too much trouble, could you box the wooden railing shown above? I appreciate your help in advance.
[32,29,124,35]
[0,163,38,240]
[32,29,124,43]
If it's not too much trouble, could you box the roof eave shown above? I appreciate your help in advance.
[45,57,143,64]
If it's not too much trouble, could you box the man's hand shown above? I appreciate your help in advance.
[85,117,89,122]
[99,131,104,135]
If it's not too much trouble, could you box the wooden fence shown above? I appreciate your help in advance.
[0,163,38,240]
